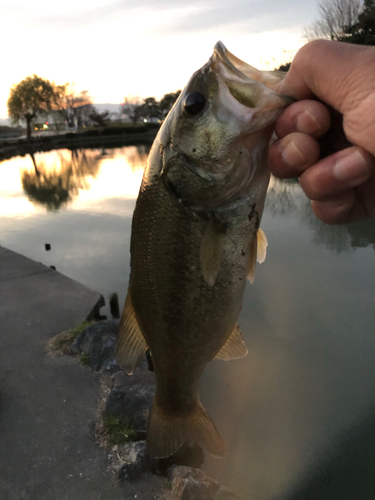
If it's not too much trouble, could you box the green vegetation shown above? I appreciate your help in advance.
[305,0,375,45]
[275,62,291,72]
[275,1,375,72]
[163,480,172,491]
[0,122,159,163]
[102,414,137,444]
[48,320,94,355]
[53,84,93,128]
[5,69,180,146]
[121,91,181,124]
[0,121,158,147]
[83,122,159,136]
[7,77,96,140]
[0,125,24,137]
[78,351,90,366]
[7,75,56,140]
[340,0,375,45]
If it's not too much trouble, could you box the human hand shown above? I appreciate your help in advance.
[268,40,375,224]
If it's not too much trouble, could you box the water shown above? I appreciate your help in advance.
[0,147,148,319]
[1,147,375,499]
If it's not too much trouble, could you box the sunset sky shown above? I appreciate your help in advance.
[0,0,319,120]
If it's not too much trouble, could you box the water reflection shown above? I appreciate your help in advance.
[125,144,150,170]
[22,150,101,211]
[1,147,375,499]
[301,200,355,254]
[0,146,146,322]
[283,406,375,499]
[266,176,299,217]
[267,176,375,254]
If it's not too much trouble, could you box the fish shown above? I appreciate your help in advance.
[116,41,291,459]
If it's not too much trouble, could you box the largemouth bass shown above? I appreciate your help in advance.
[116,42,290,458]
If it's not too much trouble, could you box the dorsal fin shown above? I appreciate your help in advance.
[214,324,248,360]
[115,293,148,375]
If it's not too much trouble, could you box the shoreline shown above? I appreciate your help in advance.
[0,126,159,162]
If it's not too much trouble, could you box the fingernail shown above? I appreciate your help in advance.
[333,150,370,182]
[281,140,305,166]
[296,110,322,134]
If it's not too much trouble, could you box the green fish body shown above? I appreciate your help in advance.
[116,42,290,458]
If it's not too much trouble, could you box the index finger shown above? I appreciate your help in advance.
[277,40,375,110]
[277,40,375,155]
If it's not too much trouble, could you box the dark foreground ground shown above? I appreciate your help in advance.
[0,246,164,499]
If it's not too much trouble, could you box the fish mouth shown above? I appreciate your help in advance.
[210,41,293,126]
[212,41,264,85]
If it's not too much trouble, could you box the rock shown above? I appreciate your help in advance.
[118,441,157,481]
[105,368,156,435]
[157,443,204,476]
[164,466,242,500]
[71,320,121,373]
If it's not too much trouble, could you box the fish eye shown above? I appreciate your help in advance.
[184,92,206,116]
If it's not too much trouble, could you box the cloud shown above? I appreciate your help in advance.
[31,0,316,34]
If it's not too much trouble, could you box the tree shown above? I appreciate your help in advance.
[89,109,110,127]
[158,91,181,119]
[22,150,100,211]
[7,75,56,139]
[139,97,161,122]
[54,84,93,128]
[304,0,362,41]
[122,91,181,124]
[341,0,375,44]
[121,97,144,124]
[275,62,292,72]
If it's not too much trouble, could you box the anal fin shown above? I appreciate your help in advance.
[214,324,248,360]
[115,292,148,375]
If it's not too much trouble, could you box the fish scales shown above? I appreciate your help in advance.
[116,41,291,458]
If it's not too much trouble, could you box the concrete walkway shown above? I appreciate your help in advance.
[0,247,131,499]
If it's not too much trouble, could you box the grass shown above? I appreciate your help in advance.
[102,414,137,445]
[163,480,172,491]
[47,320,94,356]
[78,351,90,366]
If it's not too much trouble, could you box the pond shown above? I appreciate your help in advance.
[1,147,375,499]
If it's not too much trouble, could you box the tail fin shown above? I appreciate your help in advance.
[147,400,225,459]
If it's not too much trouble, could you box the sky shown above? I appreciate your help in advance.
[0,0,319,120]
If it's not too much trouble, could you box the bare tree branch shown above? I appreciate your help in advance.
[304,0,363,41]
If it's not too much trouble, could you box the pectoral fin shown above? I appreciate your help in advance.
[200,217,225,287]
[115,292,148,375]
[256,228,268,264]
[247,228,268,283]
[214,324,248,360]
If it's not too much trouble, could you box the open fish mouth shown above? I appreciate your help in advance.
[212,41,282,88]
[210,41,293,125]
